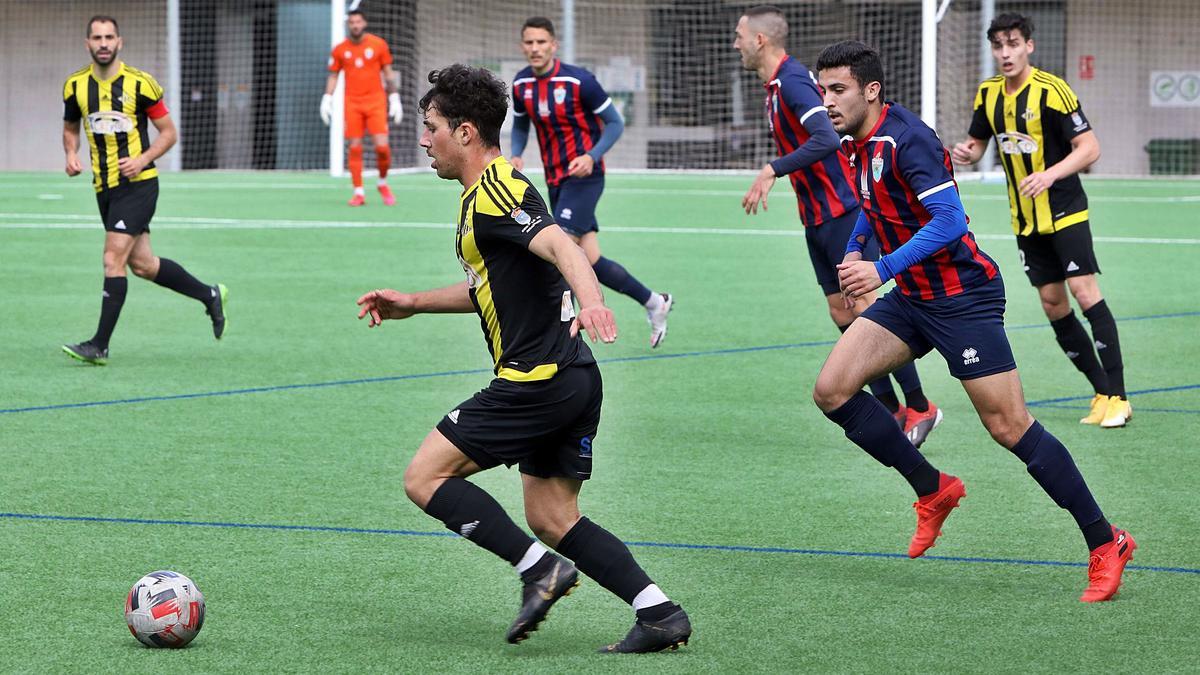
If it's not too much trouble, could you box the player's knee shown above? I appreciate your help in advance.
[402,460,434,508]
[812,373,851,413]
[1040,296,1069,319]
[526,511,577,547]
[982,414,1029,449]
[129,258,156,279]
[1068,284,1102,310]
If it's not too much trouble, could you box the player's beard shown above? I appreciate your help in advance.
[90,46,117,66]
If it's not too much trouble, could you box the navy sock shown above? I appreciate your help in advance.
[91,276,127,349]
[423,477,533,565]
[592,257,653,305]
[154,257,214,305]
[1082,300,1125,398]
[892,363,928,412]
[824,391,933,495]
[1008,421,1109,547]
[1050,310,1109,395]
[554,517,654,604]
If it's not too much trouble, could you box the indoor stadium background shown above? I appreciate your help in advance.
[3,1,1198,671]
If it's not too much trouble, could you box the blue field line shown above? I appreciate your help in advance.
[1027,382,1200,407]
[1033,402,1200,415]
[3,309,1196,416]
[3,512,1196,576]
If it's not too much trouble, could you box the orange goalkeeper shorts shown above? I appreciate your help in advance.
[345,102,387,138]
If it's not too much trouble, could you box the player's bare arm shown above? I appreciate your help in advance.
[356,281,473,327]
[742,163,777,214]
[118,114,176,179]
[528,225,617,343]
[63,120,83,176]
[1019,130,1099,198]
[951,136,988,165]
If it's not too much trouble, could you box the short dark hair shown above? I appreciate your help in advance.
[816,40,886,94]
[522,16,555,37]
[87,15,119,37]
[419,65,507,149]
[347,9,365,20]
[743,5,788,44]
[987,13,1034,42]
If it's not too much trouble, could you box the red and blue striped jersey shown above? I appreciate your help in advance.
[512,60,612,187]
[765,55,859,227]
[845,103,999,300]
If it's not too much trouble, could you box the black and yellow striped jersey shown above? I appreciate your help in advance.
[63,63,168,193]
[969,68,1093,236]
[455,156,594,382]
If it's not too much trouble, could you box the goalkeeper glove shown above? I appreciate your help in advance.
[320,94,333,126]
[388,92,403,124]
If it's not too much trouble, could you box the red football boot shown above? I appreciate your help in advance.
[1081,526,1136,602]
[908,473,966,558]
[378,183,396,206]
[348,193,366,207]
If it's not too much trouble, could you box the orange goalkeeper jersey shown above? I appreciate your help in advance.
[329,33,392,105]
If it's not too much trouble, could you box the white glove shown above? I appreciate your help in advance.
[320,94,333,126]
[388,92,403,124]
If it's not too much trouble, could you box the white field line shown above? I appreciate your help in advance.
[1,212,1198,245]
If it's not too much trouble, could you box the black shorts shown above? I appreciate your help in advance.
[96,178,158,236]
[805,206,879,296]
[547,174,604,237]
[436,363,602,480]
[1015,221,1100,286]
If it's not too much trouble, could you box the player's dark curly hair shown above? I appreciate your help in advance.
[987,13,1034,42]
[816,40,886,96]
[418,65,507,149]
[522,16,556,37]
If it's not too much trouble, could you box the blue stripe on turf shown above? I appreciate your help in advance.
[4,310,1197,416]
[2,511,1196,576]
[1027,383,1200,406]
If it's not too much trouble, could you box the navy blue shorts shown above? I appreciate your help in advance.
[861,276,1017,380]
[805,206,880,296]
[547,174,604,237]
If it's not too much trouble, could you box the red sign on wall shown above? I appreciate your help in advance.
[1080,55,1095,80]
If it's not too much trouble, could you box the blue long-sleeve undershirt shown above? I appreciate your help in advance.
[844,187,968,283]
[509,104,625,163]
[768,110,842,177]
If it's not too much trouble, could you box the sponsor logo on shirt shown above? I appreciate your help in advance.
[997,131,1038,155]
[87,111,134,135]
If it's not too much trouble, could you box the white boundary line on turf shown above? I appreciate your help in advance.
[2,213,1199,245]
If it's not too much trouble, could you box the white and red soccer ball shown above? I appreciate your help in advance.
[124,571,206,648]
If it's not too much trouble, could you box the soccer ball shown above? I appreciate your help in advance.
[124,570,206,648]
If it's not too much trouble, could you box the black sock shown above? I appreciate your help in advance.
[636,601,680,623]
[519,551,556,584]
[905,460,942,497]
[154,257,215,306]
[554,517,654,604]
[592,257,653,305]
[1081,518,1116,552]
[1008,421,1107,549]
[824,391,934,496]
[892,363,927,412]
[1050,310,1108,395]
[423,477,533,565]
[1082,300,1125,398]
[91,276,128,349]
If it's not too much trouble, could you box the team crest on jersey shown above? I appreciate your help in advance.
[554,86,566,105]
[344,50,352,59]
[1071,112,1087,131]
[871,148,884,183]
[1021,107,1038,121]
[510,207,532,226]
[364,47,374,60]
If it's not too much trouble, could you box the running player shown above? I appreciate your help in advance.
[813,40,1135,601]
[952,13,1130,428]
[321,8,403,206]
[510,17,674,348]
[62,15,226,365]
[356,64,691,652]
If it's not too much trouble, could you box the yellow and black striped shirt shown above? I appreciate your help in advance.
[63,63,167,193]
[969,68,1093,236]
[455,156,594,382]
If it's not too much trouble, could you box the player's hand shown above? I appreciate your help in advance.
[510,156,525,172]
[742,164,777,215]
[320,94,333,126]
[567,154,595,178]
[1019,171,1055,198]
[570,304,617,344]
[117,155,146,178]
[951,141,977,165]
[356,288,417,327]
[65,154,83,177]
[388,92,403,124]
[839,251,865,309]
[837,260,883,299]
